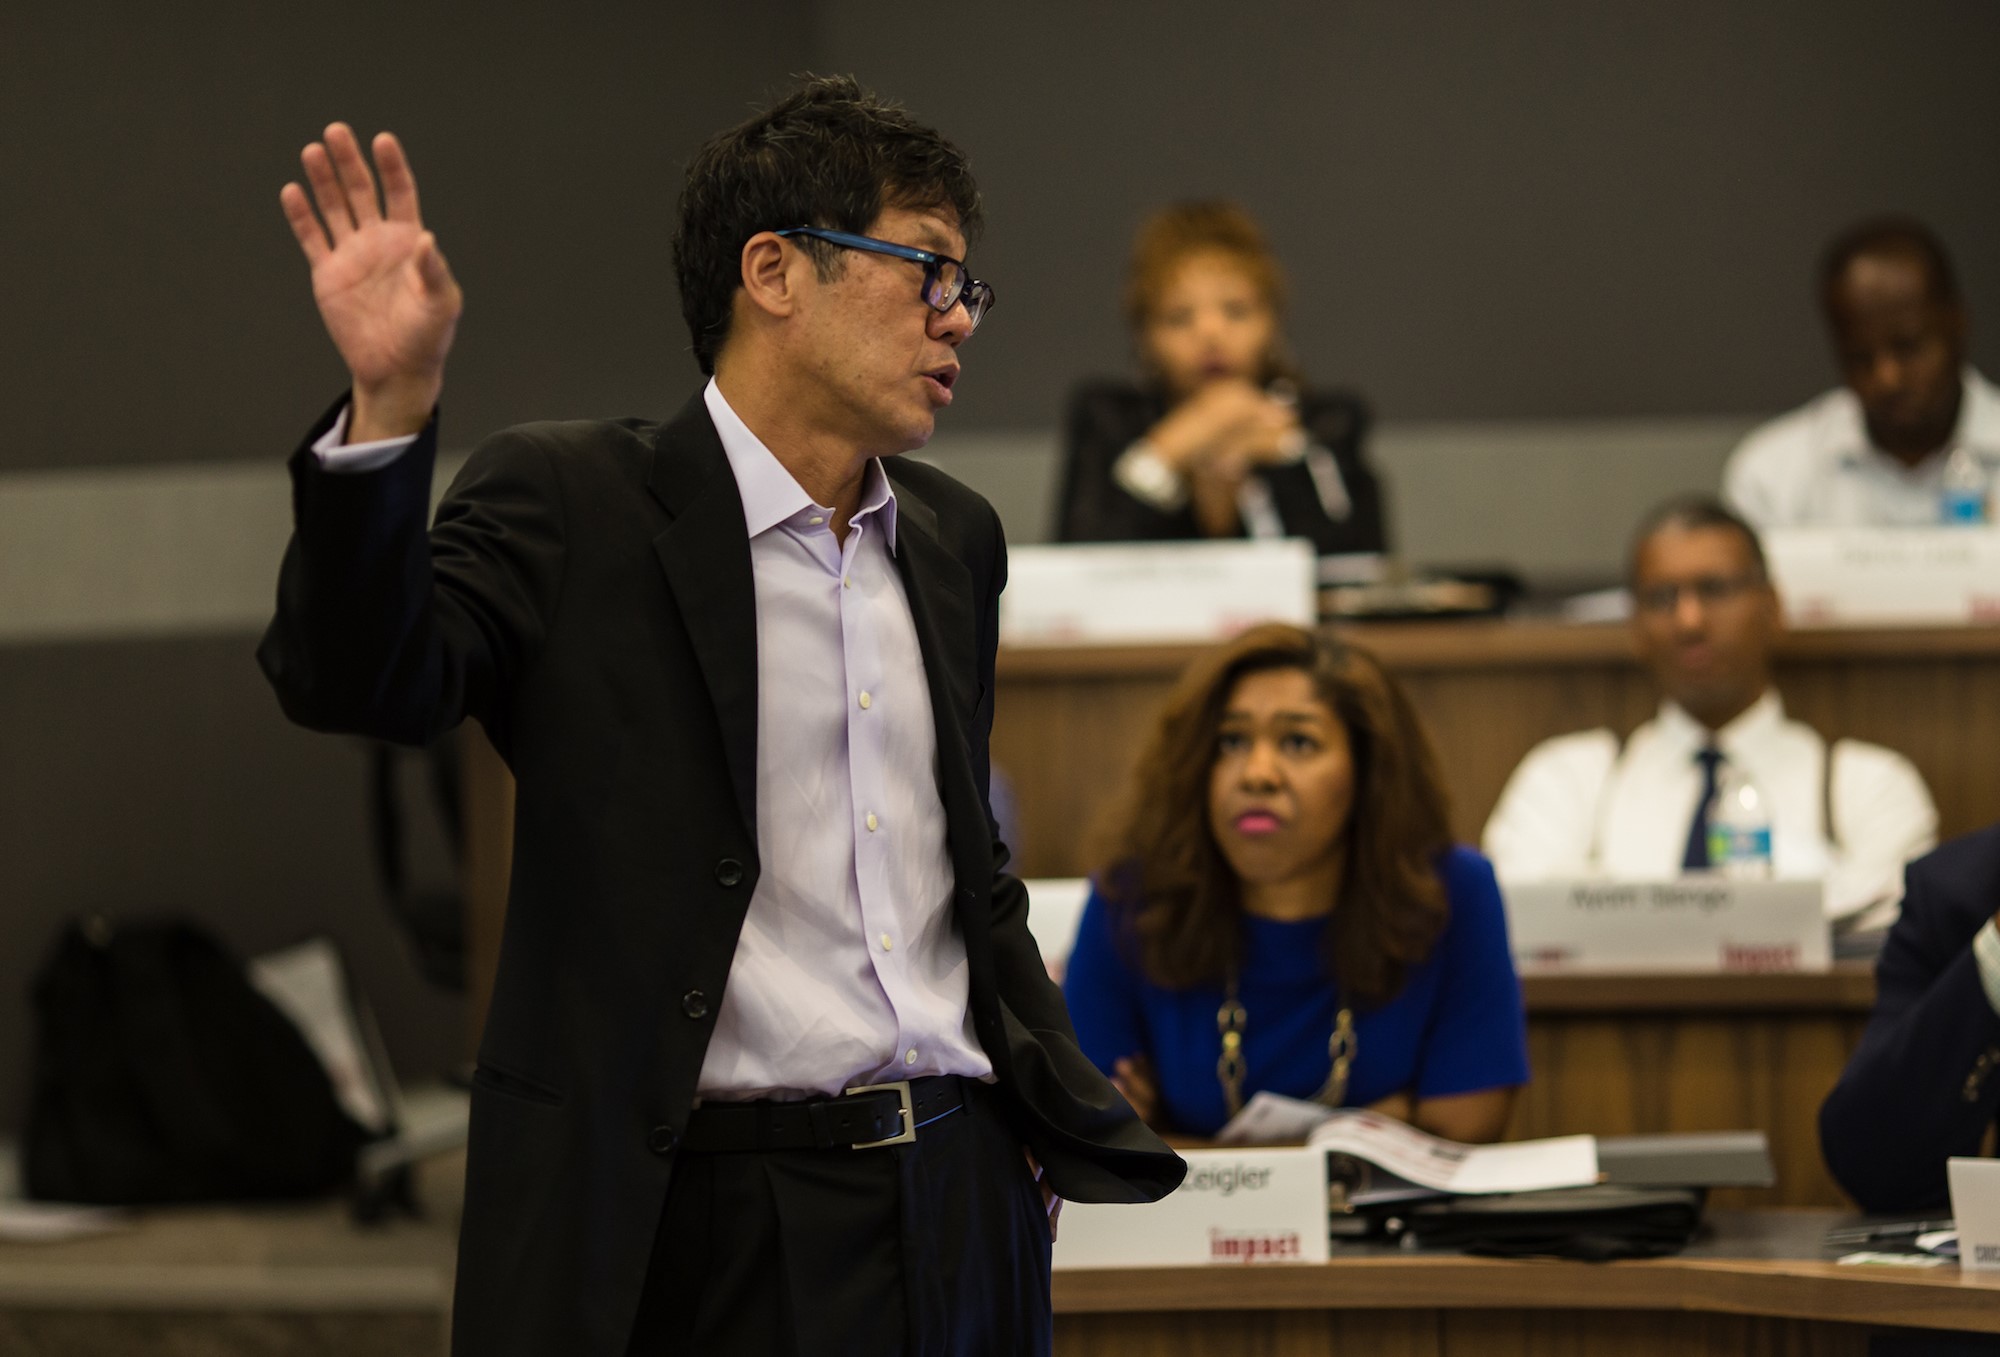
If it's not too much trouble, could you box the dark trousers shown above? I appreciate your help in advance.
[625,1081,1054,1356]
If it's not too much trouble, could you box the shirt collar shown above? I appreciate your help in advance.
[1833,365,2000,471]
[702,378,899,552]
[1655,687,1784,758]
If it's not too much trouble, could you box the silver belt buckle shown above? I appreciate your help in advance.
[845,1079,916,1149]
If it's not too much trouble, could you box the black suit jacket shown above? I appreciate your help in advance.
[260,391,1183,1357]
[1819,825,2000,1212]
[1053,379,1387,553]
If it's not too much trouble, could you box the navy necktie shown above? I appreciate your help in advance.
[1682,745,1725,870]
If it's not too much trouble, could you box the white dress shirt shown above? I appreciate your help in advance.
[1481,690,1938,928]
[314,383,992,1098]
[1723,367,2000,528]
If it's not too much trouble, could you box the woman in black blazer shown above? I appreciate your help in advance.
[1055,201,1387,557]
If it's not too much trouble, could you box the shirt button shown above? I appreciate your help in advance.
[842,576,851,589]
[880,933,893,952]
[809,515,824,526]
[714,859,743,888]
[904,1048,918,1066]
[682,990,710,1020]
[648,1125,679,1155]
[858,691,872,710]
[866,812,879,832]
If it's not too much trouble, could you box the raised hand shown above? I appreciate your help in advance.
[280,124,463,442]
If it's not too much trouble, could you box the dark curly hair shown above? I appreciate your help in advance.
[1091,625,1452,1009]
[671,74,984,375]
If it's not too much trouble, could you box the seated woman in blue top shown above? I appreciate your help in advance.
[1062,623,1529,1142]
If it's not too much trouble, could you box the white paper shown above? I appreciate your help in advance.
[249,938,397,1135]
[1212,1091,1338,1145]
[1949,1156,2000,1270]
[1305,1108,1598,1195]
[1022,878,1091,980]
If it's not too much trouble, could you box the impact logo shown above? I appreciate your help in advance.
[1208,1229,1303,1262]
[1978,1243,2000,1266]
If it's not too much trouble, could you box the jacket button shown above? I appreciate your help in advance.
[715,859,744,887]
[682,990,710,1020]
[648,1125,678,1155]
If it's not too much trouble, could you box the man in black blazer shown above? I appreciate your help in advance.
[262,78,1182,1357]
[1820,824,2000,1212]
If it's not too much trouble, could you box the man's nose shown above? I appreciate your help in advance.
[928,298,972,346]
[1672,589,1708,632]
[1866,351,1908,395]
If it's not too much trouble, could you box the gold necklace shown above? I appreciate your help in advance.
[1216,973,1355,1117]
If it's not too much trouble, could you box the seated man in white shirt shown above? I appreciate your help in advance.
[1483,497,1938,928]
[1723,216,1999,528]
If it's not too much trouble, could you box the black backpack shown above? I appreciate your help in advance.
[23,916,367,1205]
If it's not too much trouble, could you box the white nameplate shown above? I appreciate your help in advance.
[999,540,1316,646]
[1950,1157,2000,1270]
[1764,527,2000,626]
[1502,878,1830,973]
[1052,1146,1329,1269]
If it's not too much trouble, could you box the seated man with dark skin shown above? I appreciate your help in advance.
[1821,824,2000,1213]
[1483,497,1935,928]
[1724,217,1999,527]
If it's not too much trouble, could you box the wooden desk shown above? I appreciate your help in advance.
[1054,1209,2000,1356]
[1513,969,1874,1210]
[993,620,2000,879]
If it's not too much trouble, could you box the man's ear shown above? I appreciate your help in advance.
[739,231,804,321]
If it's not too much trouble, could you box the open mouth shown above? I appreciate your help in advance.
[921,366,958,405]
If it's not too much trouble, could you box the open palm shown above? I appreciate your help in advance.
[280,124,462,438]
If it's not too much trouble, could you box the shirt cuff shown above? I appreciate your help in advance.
[312,403,421,474]
[1973,918,2000,1020]
[1112,441,1188,511]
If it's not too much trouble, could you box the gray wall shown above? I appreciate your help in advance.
[2,3,1994,1134]
[825,0,2000,427]
[3,3,811,474]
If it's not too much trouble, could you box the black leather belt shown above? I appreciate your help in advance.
[680,1075,966,1153]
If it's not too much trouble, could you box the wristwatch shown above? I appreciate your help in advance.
[1112,440,1189,511]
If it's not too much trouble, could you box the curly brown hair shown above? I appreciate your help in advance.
[1091,624,1452,1008]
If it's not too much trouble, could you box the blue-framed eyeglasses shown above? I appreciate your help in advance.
[776,227,995,333]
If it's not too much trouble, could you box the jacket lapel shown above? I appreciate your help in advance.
[646,393,759,835]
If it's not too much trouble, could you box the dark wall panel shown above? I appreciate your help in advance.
[821,0,2000,427]
[3,3,812,471]
[10,3,1995,468]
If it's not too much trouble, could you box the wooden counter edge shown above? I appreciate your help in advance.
[1051,1254,2000,1332]
[998,621,2000,679]
[1521,964,1876,1012]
